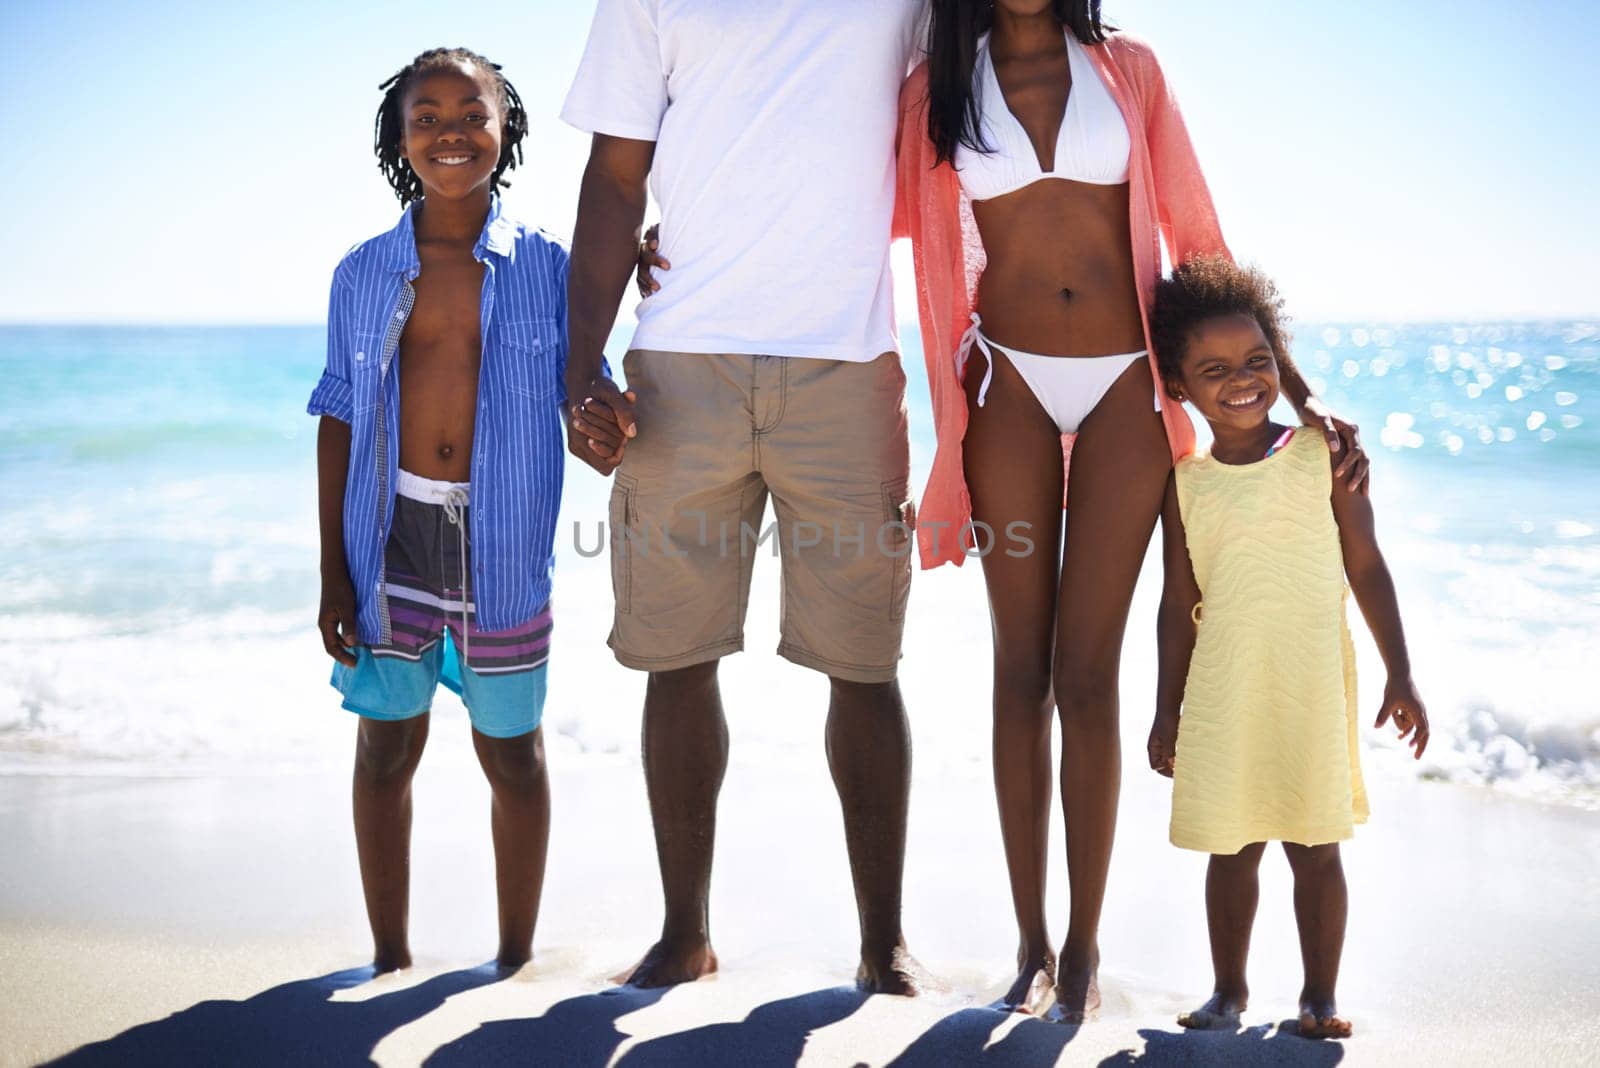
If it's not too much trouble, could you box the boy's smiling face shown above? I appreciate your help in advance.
[1173,313,1282,433]
[398,61,504,202]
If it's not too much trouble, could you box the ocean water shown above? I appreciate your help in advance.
[1,322,1596,807]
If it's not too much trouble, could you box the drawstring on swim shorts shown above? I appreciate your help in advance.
[442,487,472,665]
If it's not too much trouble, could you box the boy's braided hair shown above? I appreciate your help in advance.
[1151,255,1295,385]
[374,47,528,205]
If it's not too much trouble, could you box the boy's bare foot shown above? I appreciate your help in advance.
[1054,949,1101,1024]
[1177,988,1247,1030]
[372,950,412,975]
[1002,952,1058,1015]
[618,937,718,988]
[1297,998,1353,1039]
[857,944,930,997]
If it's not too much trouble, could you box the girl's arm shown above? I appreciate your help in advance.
[1149,475,1201,777]
[1328,465,1430,757]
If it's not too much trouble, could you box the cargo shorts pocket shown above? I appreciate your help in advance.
[880,478,915,622]
[610,475,637,615]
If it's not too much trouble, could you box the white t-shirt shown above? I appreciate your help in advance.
[562,0,926,362]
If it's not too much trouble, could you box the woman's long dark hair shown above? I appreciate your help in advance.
[926,1,1110,166]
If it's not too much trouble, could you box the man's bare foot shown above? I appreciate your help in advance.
[857,944,930,997]
[618,938,718,988]
[1053,950,1101,1024]
[1177,988,1247,1030]
[1297,997,1352,1039]
[1002,952,1058,1015]
[495,947,532,974]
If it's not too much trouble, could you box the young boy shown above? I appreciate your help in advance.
[308,48,594,972]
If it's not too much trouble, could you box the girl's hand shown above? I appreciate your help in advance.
[636,224,669,298]
[1298,397,1370,495]
[1147,711,1179,778]
[1377,677,1429,758]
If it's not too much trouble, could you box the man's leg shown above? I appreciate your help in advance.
[624,661,728,987]
[826,676,919,994]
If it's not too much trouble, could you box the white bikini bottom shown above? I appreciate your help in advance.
[956,313,1159,434]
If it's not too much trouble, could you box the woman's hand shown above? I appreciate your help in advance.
[318,572,360,667]
[1147,710,1179,778]
[636,223,669,298]
[1377,677,1429,758]
[1298,396,1369,494]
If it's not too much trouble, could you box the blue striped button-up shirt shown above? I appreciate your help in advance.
[307,198,570,641]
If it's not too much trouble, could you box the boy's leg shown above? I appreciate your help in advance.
[1283,842,1352,1038]
[1179,841,1266,1029]
[471,727,550,970]
[628,661,727,987]
[352,714,430,972]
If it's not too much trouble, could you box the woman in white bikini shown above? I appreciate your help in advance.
[893,0,1369,1019]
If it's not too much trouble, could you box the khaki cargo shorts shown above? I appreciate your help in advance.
[607,349,914,683]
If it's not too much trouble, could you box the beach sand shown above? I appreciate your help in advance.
[4,737,1597,1066]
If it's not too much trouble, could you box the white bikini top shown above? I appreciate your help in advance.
[955,32,1131,202]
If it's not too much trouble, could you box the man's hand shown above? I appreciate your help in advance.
[1298,396,1369,494]
[567,376,638,476]
[318,573,360,667]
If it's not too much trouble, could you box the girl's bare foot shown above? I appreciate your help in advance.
[1053,948,1101,1024]
[1177,988,1247,1030]
[857,944,931,996]
[1297,997,1353,1039]
[619,937,718,988]
[1002,951,1058,1015]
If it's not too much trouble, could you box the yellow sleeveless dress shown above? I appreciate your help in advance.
[1169,427,1368,855]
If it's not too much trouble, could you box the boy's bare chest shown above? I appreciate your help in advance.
[400,252,485,364]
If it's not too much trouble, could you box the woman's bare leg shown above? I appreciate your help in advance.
[962,348,1067,1013]
[1052,358,1173,1019]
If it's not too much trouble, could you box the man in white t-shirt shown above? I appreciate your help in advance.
[562,0,928,993]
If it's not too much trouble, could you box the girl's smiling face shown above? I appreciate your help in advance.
[1174,313,1282,432]
[398,61,504,202]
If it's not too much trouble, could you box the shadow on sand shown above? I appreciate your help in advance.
[1099,1023,1347,1066]
[428,984,864,1067]
[45,964,508,1067]
[884,1007,1079,1067]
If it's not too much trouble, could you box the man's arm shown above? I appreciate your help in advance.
[316,415,359,666]
[565,134,656,474]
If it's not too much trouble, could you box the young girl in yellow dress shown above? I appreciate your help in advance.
[1145,257,1430,1040]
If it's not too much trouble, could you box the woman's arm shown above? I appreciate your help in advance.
[1149,475,1200,776]
[1328,463,1430,757]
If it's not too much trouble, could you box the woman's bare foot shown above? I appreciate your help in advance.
[857,944,930,996]
[494,946,532,974]
[1177,988,1247,1030]
[618,937,718,988]
[1002,951,1058,1015]
[1053,948,1101,1024]
[1297,997,1353,1039]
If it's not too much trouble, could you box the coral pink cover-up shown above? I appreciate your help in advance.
[894,32,1230,570]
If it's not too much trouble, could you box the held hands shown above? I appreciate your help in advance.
[1147,710,1179,778]
[1298,397,1370,494]
[567,376,637,476]
[318,572,360,667]
[636,223,668,298]
[1377,677,1430,758]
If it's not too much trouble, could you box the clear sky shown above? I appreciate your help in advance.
[1,0,1596,324]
